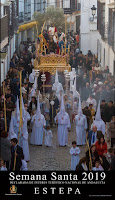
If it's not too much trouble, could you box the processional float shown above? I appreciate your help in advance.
[34,20,71,75]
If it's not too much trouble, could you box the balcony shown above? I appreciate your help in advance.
[108,24,114,51]
[0,15,8,43]
[64,3,81,14]
[72,3,81,12]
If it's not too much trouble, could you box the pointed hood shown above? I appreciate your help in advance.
[9,114,15,138]
[21,95,26,118]
[33,76,37,90]
[29,69,35,83]
[15,96,20,121]
[35,95,41,127]
[73,77,79,98]
[55,70,59,83]
[73,76,76,91]
[59,95,66,117]
[95,101,101,121]
[78,95,83,117]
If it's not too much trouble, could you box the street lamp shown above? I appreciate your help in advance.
[41,73,46,95]
[34,69,40,90]
[91,5,97,20]
[64,70,70,94]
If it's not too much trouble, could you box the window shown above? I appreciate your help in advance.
[102,4,105,24]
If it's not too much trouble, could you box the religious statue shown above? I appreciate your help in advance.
[48,36,57,54]
[48,23,58,44]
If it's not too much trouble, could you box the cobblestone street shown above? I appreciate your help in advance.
[28,124,86,170]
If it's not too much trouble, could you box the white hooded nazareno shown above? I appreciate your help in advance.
[29,69,35,83]
[75,95,87,145]
[30,95,46,145]
[52,70,63,99]
[55,95,70,146]
[9,96,20,140]
[72,76,79,98]
[91,101,105,135]
[19,95,30,161]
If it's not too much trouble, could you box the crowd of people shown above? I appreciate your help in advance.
[0,27,115,171]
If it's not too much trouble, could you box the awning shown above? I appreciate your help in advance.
[18,21,38,33]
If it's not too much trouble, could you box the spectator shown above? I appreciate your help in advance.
[6,88,16,104]
[88,104,95,128]
[101,86,112,102]
[95,135,107,157]
[13,80,20,98]
[0,131,11,170]
[100,100,108,123]
[0,159,7,171]
[10,136,24,171]
[105,148,114,166]
[0,111,5,135]
[87,50,93,57]
[106,101,115,142]
[81,73,88,88]
[81,82,92,101]
[82,106,91,131]
[28,96,37,114]
[7,67,14,79]
[110,148,115,170]
[76,157,88,171]
[86,144,99,169]
[95,135,110,170]
[92,160,104,171]
[88,125,97,147]
[86,94,97,111]
[5,95,14,123]
[10,58,16,68]
[109,116,115,147]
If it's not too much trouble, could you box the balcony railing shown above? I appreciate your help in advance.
[108,24,114,51]
[98,21,114,51]
[64,3,81,14]
[71,3,81,12]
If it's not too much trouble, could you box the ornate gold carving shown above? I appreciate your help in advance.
[34,54,71,75]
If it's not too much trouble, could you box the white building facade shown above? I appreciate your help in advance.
[80,0,99,55]
[0,0,17,85]
[18,0,35,46]
[97,0,115,75]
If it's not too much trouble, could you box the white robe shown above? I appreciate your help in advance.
[8,115,17,140]
[92,166,104,171]
[28,88,36,106]
[55,112,70,146]
[20,111,30,161]
[75,114,87,145]
[48,26,57,43]
[52,82,63,99]
[29,72,35,83]
[0,166,7,171]
[91,120,105,135]
[12,116,20,138]
[44,129,53,147]
[30,114,46,145]
[21,159,28,171]
[70,71,76,91]
[70,147,80,171]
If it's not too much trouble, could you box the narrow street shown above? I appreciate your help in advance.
[28,124,86,170]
